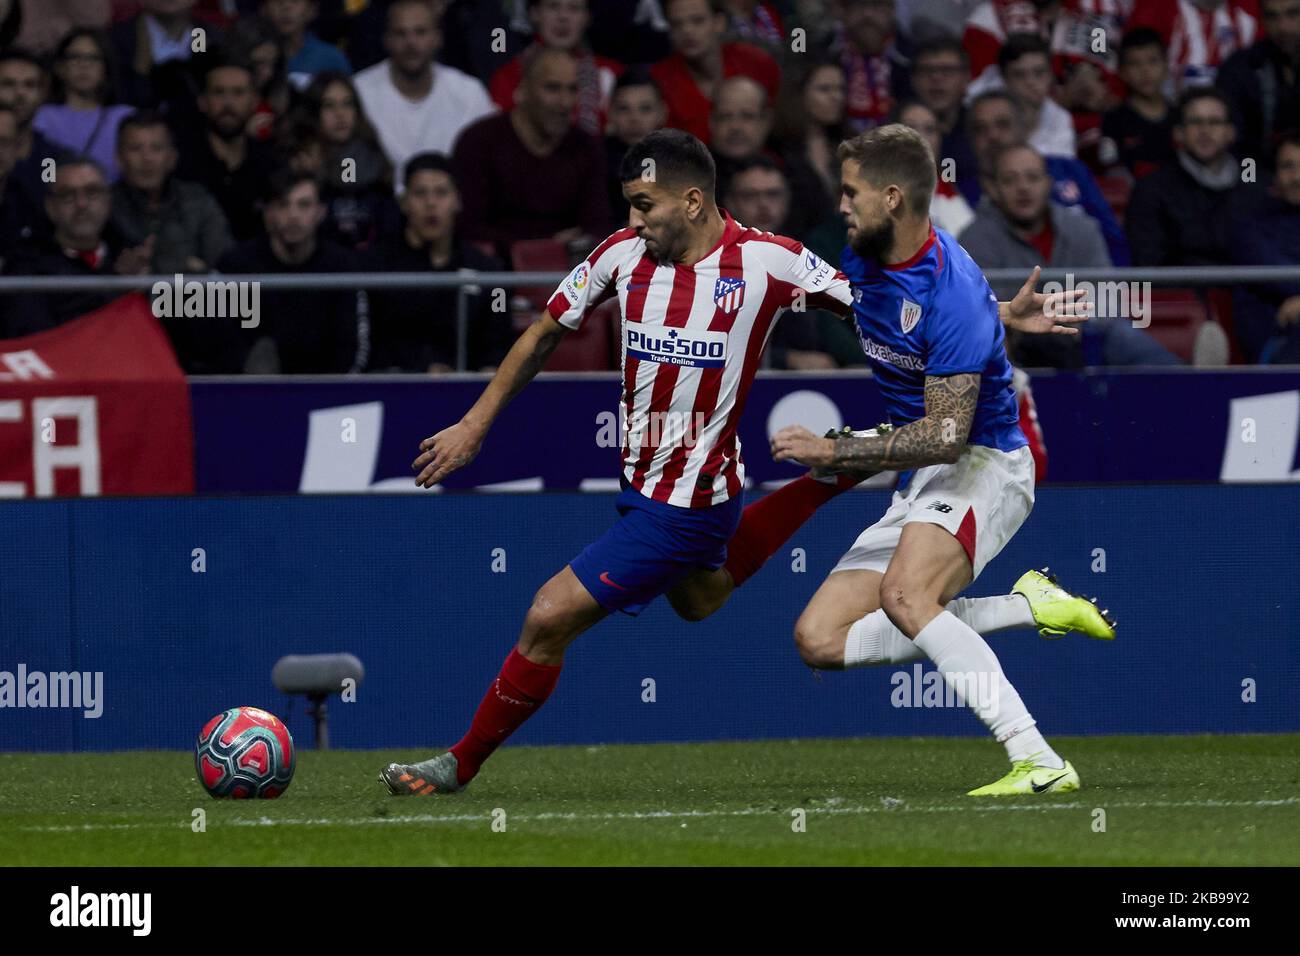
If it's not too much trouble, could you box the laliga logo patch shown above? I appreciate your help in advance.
[900,298,922,334]
[713,276,746,314]
[563,263,590,301]
[805,251,821,271]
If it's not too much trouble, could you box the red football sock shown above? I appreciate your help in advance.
[724,474,850,586]
[449,648,561,784]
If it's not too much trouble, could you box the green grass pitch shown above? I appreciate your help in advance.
[2,734,1297,866]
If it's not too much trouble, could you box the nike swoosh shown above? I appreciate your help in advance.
[1031,774,1068,793]
[599,571,629,591]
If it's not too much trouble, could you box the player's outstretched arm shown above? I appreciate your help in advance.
[998,265,1093,335]
[412,313,569,488]
[772,373,979,472]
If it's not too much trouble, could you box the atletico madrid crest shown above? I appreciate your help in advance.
[714,276,746,314]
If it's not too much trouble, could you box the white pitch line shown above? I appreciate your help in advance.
[16,796,1300,833]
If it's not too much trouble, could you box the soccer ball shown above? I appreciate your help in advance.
[195,706,295,798]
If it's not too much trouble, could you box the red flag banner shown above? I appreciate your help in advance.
[0,293,195,497]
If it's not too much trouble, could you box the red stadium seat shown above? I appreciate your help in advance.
[509,238,572,331]
[1145,288,1207,363]
[1096,174,1134,226]
[544,296,619,371]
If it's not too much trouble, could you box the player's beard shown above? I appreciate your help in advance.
[848,215,895,263]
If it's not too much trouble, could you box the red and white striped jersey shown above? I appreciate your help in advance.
[546,212,853,508]
[1127,0,1260,89]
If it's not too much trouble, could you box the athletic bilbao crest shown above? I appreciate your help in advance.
[713,276,746,314]
[900,299,922,334]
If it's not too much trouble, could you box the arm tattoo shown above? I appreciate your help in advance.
[831,373,980,470]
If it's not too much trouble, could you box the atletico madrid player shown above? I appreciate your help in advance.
[380,129,1085,796]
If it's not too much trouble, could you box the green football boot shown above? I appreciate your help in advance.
[1012,568,1116,640]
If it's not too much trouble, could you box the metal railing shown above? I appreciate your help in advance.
[3,266,1298,370]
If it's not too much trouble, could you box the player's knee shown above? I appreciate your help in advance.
[670,594,714,622]
[522,588,581,648]
[793,614,842,669]
[879,578,918,632]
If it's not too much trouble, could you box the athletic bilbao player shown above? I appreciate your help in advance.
[770,125,1115,796]
[381,129,1083,796]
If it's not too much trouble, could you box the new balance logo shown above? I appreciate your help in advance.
[925,501,953,513]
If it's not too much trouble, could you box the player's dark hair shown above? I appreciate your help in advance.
[263,166,322,204]
[404,151,455,188]
[997,33,1051,73]
[1175,86,1231,126]
[838,123,936,217]
[619,128,717,197]
[914,36,969,66]
[1119,27,1167,61]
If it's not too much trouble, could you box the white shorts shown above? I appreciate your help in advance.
[830,444,1035,582]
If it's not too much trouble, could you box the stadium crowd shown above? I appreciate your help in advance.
[0,0,1298,372]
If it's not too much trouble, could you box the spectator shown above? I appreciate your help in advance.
[111,110,231,274]
[709,75,777,186]
[277,70,397,249]
[1229,132,1300,362]
[897,99,975,234]
[0,49,70,202]
[1000,33,1075,158]
[962,0,1047,82]
[174,56,278,241]
[1127,0,1262,90]
[352,0,496,187]
[959,142,1180,367]
[1100,28,1178,180]
[723,154,864,370]
[110,0,219,112]
[33,29,133,182]
[1216,0,1300,170]
[261,0,350,91]
[830,0,911,131]
[651,0,779,145]
[1126,87,1264,265]
[722,0,786,56]
[1,158,121,338]
[604,68,667,225]
[489,0,624,137]
[1057,58,1115,174]
[910,37,978,202]
[453,47,610,254]
[0,104,50,267]
[226,16,292,143]
[966,89,1130,263]
[216,169,366,374]
[771,59,852,245]
[365,152,510,373]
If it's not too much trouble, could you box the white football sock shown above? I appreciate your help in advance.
[842,595,1036,669]
[911,611,1064,769]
